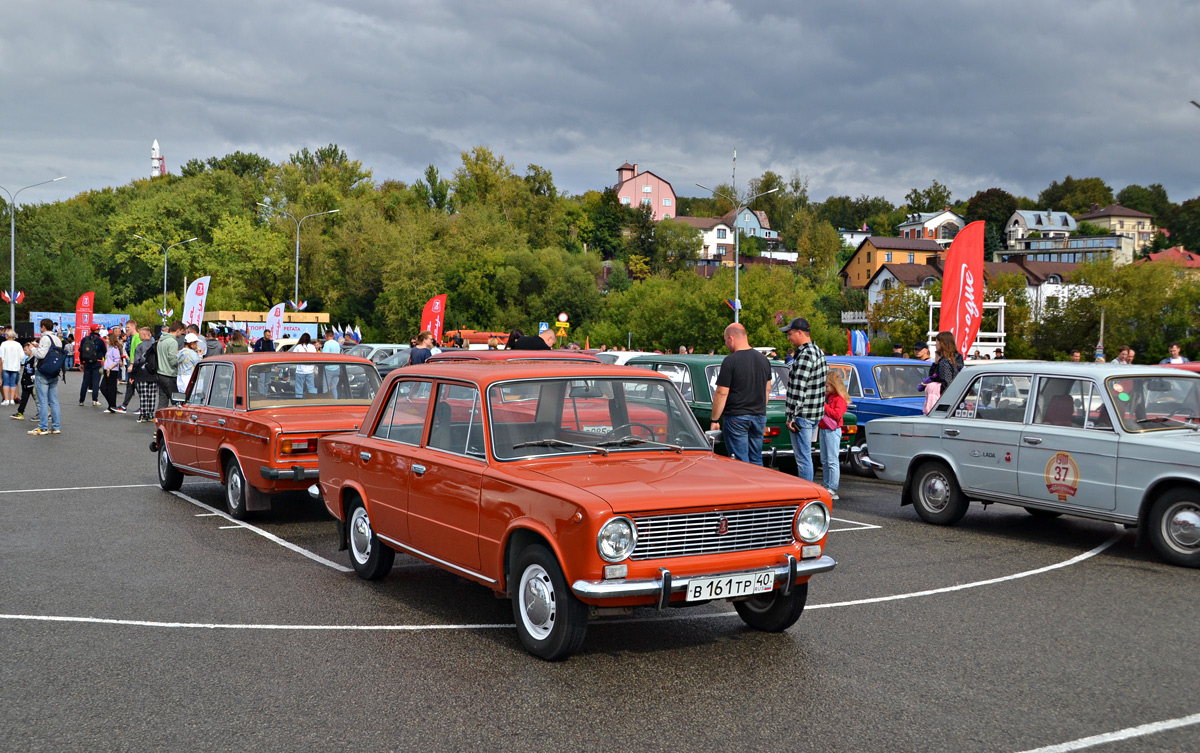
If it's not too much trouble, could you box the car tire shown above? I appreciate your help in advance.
[157,437,184,492]
[911,461,969,525]
[1147,489,1200,568]
[734,581,808,632]
[224,457,251,520]
[347,499,394,580]
[847,436,875,477]
[1024,507,1063,519]
[511,544,588,661]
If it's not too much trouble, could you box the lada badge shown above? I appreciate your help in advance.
[717,516,729,536]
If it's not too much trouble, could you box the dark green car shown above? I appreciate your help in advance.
[625,354,857,468]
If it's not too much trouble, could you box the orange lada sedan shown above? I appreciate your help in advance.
[312,362,836,660]
[151,352,380,518]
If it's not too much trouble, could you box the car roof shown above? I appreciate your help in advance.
[428,350,601,363]
[951,362,1198,378]
[206,352,374,367]
[628,353,727,365]
[827,355,930,366]
[385,361,673,389]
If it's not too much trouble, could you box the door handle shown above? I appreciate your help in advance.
[189,414,198,422]
[1023,437,1043,445]
[412,464,426,476]
[217,418,226,427]
[359,451,372,462]
[943,428,960,436]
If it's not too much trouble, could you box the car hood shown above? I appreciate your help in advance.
[248,405,371,433]
[1121,428,1200,462]
[519,453,825,513]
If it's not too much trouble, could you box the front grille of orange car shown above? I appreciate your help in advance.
[630,505,798,560]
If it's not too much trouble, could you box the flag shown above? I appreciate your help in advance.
[848,330,869,356]
[157,308,173,320]
[724,298,742,311]
[265,303,286,341]
[353,325,362,343]
[585,335,590,350]
[182,276,211,328]
[75,291,95,367]
[938,220,985,355]
[287,299,308,311]
[420,294,447,342]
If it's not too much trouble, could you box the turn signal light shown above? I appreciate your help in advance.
[844,425,858,435]
[763,426,781,438]
[281,438,317,454]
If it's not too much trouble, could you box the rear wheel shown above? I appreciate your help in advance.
[347,499,394,580]
[1148,489,1200,568]
[911,461,969,525]
[511,544,588,661]
[734,582,808,632]
[157,438,183,491]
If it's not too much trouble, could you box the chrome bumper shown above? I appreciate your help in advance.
[307,483,322,501]
[259,465,318,481]
[860,454,886,471]
[571,554,837,606]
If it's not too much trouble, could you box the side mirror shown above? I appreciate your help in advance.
[171,392,187,405]
[705,429,722,450]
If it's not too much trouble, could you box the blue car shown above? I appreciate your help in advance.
[826,356,931,476]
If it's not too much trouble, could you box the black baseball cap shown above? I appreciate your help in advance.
[779,317,810,333]
[914,342,930,352]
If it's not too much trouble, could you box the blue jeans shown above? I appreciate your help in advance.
[723,413,767,465]
[294,371,316,398]
[788,417,817,481]
[35,373,61,431]
[79,363,100,402]
[819,426,841,492]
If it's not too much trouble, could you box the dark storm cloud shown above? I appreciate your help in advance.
[3,0,1199,209]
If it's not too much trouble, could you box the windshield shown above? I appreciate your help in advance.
[489,377,709,459]
[704,364,789,401]
[1106,374,1200,432]
[246,361,380,409]
[873,364,931,399]
[379,350,412,368]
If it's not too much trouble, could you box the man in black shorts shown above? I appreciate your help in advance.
[710,323,772,465]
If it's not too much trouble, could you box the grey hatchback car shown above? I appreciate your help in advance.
[864,362,1200,568]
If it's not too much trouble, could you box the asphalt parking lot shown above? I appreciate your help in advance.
[3,392,1198,752]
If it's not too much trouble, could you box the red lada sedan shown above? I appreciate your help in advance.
[313,361,836,660]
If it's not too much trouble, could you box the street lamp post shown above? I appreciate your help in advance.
[1,176,66,329]
[695,183,779,323]
[256,203,339,305]
[133,235,199,321]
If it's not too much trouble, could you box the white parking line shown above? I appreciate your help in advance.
[829,516,882,533]
[169,491,352,573]
[1012,711,1200,753]
[0,483,158,495]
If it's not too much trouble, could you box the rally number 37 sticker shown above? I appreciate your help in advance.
[1044,451,1080,501]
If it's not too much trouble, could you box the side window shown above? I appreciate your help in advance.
[428,383,484,457]
[952,375,1031,422]
[1034,378,1110,430]
[830,365,861,397]
[655,363,693,401]
[185,363,214,405]
[208,364,235,409]
[377,380,432,445]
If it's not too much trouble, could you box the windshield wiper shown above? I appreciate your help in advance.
[596,436,683,453]
[511,438,608,456]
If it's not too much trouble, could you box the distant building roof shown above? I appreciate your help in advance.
[870,263,942,288]
[617,162,635,170]
[896,210,965,228]
[674,216,726,230]
[1012,210,1077,232]
[613,169,675,196]
[859,236,944,252]
[1143,246,1200,268]
[1076,203,1155,221]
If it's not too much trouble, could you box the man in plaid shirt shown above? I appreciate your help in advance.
[781,317,827,481]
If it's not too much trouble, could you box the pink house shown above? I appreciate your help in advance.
[613,162,677,220]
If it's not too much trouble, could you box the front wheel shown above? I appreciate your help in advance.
[224,457,250,520]
[157,438,183,491]
[911,461,969,525]
[1148,490,1200,568]
[735,582,808,632]
[347,499,394,580]
[511,545,588,661]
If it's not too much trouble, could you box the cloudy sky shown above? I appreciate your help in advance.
[4,0,1200,210]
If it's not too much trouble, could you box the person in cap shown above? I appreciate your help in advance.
[780,317,827,483]
[177,333,203,394]
[914,342,932,362]
[891,343,905,358]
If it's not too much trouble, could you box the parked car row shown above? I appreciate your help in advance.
[152,351,837,660]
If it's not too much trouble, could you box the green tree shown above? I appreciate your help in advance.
[1164,196,1200,252]
[1116,183,1173,220]
[905,180,953,213]
[1037,176,1113,215]
[412,164,452,212]
[965,188,1018,239]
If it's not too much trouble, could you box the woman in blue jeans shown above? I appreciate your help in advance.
[819,370,849,500]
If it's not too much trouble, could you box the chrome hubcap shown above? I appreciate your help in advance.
[158,446,169,479]
[922,473,949,513]
[227,468,242,508]
[1164,503,1200,552]
[350,508,373,564]
[519,564,555,640]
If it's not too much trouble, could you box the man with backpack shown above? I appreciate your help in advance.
[77,323,104,406]
[29,318,64,435]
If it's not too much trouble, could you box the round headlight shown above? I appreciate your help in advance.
[795,501,830,543]
[597,517,637,562]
